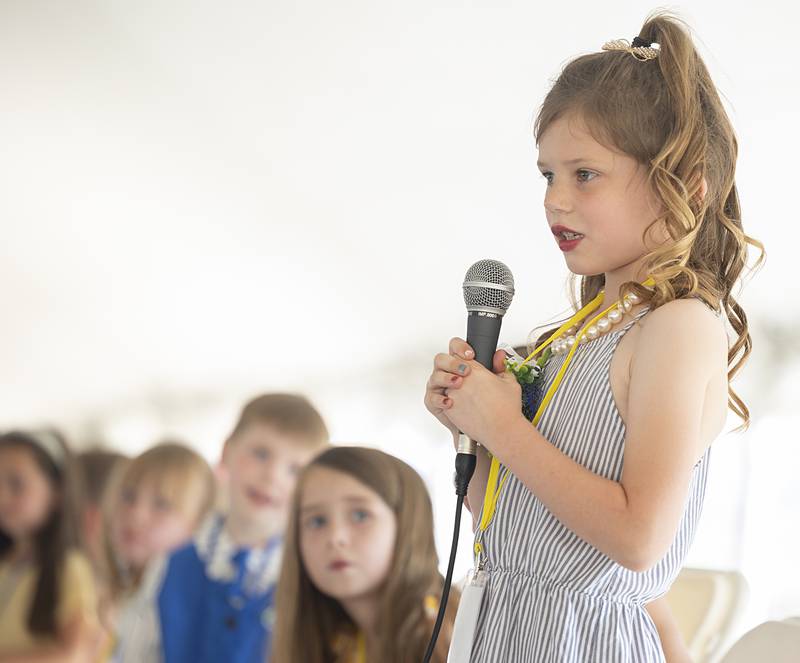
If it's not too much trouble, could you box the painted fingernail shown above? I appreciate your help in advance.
[458,364,467,374]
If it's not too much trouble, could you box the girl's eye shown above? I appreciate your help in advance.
[540,171,553,185]
[252,447,270,461]
[9,476,24,495]
[577,169,597,182]
[304,515,327,530]
[154,496,172,512]
[351,509,370,524]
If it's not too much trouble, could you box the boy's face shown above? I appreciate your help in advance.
[222,423,317,535]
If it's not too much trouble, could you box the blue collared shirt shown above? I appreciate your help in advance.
[158,515,282,663]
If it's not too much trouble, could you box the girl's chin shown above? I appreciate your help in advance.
[563,258,606,278]
[564,265,601,278]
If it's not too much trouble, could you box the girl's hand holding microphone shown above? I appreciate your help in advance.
[424,337,524,459]
[424,337,474,445]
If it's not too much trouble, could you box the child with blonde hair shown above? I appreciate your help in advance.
[271,446,458,663]
[107,441,216,661]
[425,12,762,662]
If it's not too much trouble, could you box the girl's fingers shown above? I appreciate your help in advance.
[448,337,475,360]
[424,390,452,412]
[434,352,471,377]
[428,369,463,390]
[435,393,452,409]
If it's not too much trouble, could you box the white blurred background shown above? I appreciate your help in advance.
[1,0,798,643]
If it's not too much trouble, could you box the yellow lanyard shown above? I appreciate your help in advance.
[351,595,438,662]
[355,631,366,663]
[473,279,655,562]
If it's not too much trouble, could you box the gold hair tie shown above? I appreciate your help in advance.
[601,37,661,61]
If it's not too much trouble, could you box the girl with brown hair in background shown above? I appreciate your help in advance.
[271,446,458,663]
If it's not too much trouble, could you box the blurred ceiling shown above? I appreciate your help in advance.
[0,0,794,426]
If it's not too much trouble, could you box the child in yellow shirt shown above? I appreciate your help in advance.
[0,429,100,662]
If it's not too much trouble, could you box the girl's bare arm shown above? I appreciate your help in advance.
[647,597,693,663]
[444,299,728,571]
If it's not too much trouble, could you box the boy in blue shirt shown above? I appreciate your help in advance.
[157,393,329,663]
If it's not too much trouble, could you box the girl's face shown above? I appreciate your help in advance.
[299,466,397,605]
[537,112,664,279]
[110,477,197,569]
[0,446,56,541]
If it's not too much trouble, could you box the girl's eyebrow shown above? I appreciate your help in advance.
[300,496,372,512]
[537,157,602,168]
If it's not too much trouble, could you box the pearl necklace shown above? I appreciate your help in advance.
[551,291,642,356]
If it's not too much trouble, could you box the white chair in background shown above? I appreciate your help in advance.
[718,617,800,663]
[665,568,748,663]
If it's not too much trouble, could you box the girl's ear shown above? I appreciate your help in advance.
[697,176,708,202]
[220,437,233,466]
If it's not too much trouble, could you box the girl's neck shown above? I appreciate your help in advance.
[8,538,34,563]
[600,257,650,305]
[341,593,380,644]
[224,511,280,549]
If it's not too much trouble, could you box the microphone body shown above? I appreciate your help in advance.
[467,310,503,371]
[458,259,515,458]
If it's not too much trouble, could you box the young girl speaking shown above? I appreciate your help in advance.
[425,12,762,662]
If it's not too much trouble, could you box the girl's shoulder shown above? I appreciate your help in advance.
[630,298,728,375]
[58,549,99,628]
[61,549,95,592]
[638,298,727,347]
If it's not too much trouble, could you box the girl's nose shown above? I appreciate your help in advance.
[544,181,572,214]
[124,499,148,526]
[327,520,350,549]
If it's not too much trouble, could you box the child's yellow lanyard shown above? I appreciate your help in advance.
[473,279,655,566]
[354,631,366,663]
[351,596,437,662]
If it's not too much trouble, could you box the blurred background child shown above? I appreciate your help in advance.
[75,448,128,577]
[157,393,329,663]
[106,441,216,661]
[271,446,459,663]
[0,429,100,663]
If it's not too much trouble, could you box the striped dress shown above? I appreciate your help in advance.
[471,310,710,662]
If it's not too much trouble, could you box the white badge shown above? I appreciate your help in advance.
[447,568,488,663]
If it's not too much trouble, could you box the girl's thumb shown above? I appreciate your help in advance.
[492,349,508,374]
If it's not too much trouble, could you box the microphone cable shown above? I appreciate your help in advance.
[422,258,513,662]
[421,450,476,663]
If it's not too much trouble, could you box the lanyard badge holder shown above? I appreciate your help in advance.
[446,564,488,663]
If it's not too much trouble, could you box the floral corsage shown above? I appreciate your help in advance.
[500,343,551,422]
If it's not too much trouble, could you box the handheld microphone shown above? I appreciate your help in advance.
[456,259,515,458]
[422,258,515,663]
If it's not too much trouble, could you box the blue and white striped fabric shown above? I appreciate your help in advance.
[470,310,710,662]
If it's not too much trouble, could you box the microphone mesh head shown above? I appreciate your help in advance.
[462,259,514,315]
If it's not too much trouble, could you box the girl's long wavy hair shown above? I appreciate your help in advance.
[532,12,764,428]
[271,446,457,663]
[0,430,83,637]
